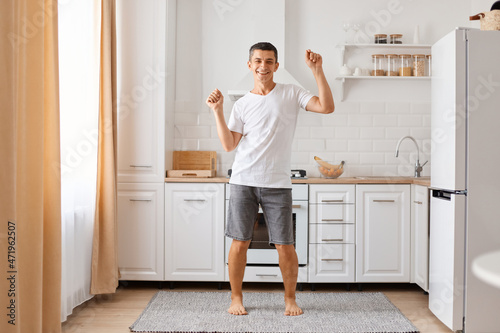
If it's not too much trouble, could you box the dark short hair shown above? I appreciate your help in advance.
[249,42,278,62]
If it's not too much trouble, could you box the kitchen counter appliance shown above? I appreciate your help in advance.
[429,28,500,332]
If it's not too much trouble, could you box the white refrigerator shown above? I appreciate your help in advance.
[430,28,500,332]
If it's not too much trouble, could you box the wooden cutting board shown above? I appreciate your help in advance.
[167,151,217,178]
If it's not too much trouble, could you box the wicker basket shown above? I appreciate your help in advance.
[470,11,500,30]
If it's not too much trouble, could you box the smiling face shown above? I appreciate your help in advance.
[248,49,279,84]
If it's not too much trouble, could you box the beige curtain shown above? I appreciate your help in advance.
[0,0,62,332]
[90,0,119,294]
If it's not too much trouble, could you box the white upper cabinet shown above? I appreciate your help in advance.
[356,184,411,282]
[116,0,166,183]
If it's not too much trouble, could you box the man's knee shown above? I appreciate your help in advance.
[230,239,251,253]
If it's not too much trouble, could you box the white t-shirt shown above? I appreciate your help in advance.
[227,83,314,188]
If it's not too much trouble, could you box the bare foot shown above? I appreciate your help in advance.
[228,296,248,315]
[284,297,303,316]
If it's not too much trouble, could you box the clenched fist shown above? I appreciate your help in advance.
[206,88,224,113]
[305,49,323,70]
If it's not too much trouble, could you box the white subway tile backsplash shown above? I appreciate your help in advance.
[176,125,211,138]
[385,127,412,139]
[373,114,398,127]
[398,115,423,127]
[360,153,385,165]
[335,127,360,139]
[348,140,373,152]
[174,112,198,125]
[348,115,374,127]
[174,99,430,177]
[295,127,311,139]
[360,102,385,114]
[360,127,385,139]
[411,102,431,114]
[297,112,323,126]
[199,139,223,151]
[297,139,325,151]
[386,102,411,114]
[325,139,348,152]
[310,127,335,139]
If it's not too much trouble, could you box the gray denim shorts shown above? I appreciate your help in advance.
[226,184,294,245]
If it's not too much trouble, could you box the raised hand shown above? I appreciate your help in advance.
[305,49,323,70]
[206,88,224,113]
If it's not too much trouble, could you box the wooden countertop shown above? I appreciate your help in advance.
[165,176,431,187]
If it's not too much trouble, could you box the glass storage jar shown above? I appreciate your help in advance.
[399,54,412,76]
[374,34,387,44]
[426,54,432,76]
[385,54,399,76]
[390,34,403,44]
[372,54,386,76]
[413,54,426,76]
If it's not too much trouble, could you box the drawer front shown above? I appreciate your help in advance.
[225,266,308,283]
[309,224,355,244]
[309,203,355,224]
[309,184,355,204]
[308,244,355,282]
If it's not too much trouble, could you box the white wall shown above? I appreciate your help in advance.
[171,0,478,178]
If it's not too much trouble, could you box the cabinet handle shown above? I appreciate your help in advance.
[373,199,395,203]
[130,165,153,168]
[321,219,344,222]
[292,204,301,208]
[256,274,278,277]
[321,258,343,262]
[321,238,343,242]
[129,199,152,202]
[413,200,423,205]
[322,199,344,203]
[184,199,206,202]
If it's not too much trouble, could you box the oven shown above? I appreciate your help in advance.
[224,184,308,267]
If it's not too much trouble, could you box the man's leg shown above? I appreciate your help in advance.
[275,244,303,316]
[227,239,251,315]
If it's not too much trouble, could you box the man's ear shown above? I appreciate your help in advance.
[248,61,252,70]
[274,62,280,72]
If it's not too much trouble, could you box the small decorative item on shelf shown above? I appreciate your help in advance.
[374,34,387,44]
[372,54,386,76]
[314,156,345,179]
[339,64,352,76]
[386,54,399,76]
[399,54,412,76]
[413,54,426,76]
[390,34,403,44]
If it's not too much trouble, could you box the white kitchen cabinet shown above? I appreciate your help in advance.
[411,184,429,291]
[117,183,164,280]
[309,185,356,282]
[116,0,166,183]
[165,183,225,281]
[356,184,411,282]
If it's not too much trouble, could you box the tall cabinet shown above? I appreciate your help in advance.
[116,0,167,281]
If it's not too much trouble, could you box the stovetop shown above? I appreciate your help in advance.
[227,169,307,179]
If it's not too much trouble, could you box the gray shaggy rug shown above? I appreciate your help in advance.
[130,291,419,333]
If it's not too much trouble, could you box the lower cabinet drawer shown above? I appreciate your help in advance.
[225,265,308,283]
[309,224,355,244]
[308,244,355,283]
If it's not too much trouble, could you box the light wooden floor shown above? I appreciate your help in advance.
[62,281,452,333]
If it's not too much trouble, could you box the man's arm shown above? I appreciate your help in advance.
[304,49,335,114]
[206,89,242,152]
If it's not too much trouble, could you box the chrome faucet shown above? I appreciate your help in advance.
[395,136,428,178]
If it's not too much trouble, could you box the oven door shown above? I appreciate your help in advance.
[225,200,308,265]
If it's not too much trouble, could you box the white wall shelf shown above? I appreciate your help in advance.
[336,43,432,101]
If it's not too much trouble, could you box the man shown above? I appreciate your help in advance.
[206,42,334,316]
